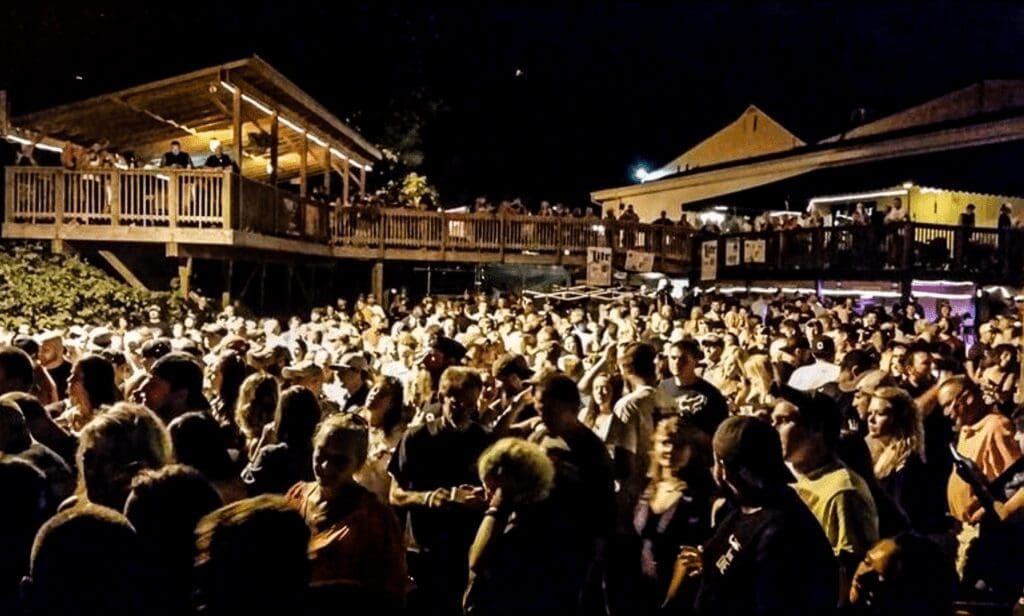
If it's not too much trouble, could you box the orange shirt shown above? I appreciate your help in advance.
[287,482,408,602]
[947,412,1022,522]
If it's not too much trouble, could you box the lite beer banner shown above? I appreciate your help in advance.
[587,247,613,286]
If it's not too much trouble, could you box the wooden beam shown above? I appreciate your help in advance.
[98,250,149,290]
[299,133,308,198]
[359,165,367,197]
[227,74,375,169]
[269,111,279,185]
[0,90,8,135]
[342,157,350,205]
[232,86,243,177]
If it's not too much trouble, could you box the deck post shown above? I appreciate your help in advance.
[221,170,233,229]
[359,165,366,197]
[54,169,65,230]
[168,172,179,229]
[341,158,350,205]
[371,262,384,304]
[499,213,506,261]
[232,85,243,176]
[3,168,13,224]
[299,134,308,198]
[269,111,279,185]
[109,171,121,225]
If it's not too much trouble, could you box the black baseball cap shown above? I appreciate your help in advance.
[150,352,205,406]
[713,416,795,486]
[141,338,173,360]
[492,354,534,380]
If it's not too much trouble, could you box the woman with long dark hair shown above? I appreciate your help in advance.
[56,354,121,434]
[355,375,413,501]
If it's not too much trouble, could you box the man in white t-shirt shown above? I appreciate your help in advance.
[788,336,841,391]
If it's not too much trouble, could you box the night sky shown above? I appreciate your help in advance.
[2,2,1022,206]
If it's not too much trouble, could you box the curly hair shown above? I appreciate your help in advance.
[234,373,279,441]
[477,437,554,507]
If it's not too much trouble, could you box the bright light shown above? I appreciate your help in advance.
[713,206,728,212]
[34,143,64,153]
[266,162,274,174]
[807,188,909,209]
[241,93,274,116]
[6,136,31,145]
[219,81,237,94]
[280,117,304,133]
[209,139,221,153]
[699,211,725,225]
[902,181,914,189]
[634,166,649,182]
[307,133,327,147]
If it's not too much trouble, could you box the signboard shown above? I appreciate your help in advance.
[625,250,655,272]
[724,238,740,266]
[700,241,718,281]
[743,239,766,263]
[586,247,613,286]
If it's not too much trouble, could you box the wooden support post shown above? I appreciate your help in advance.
[54,169,65,230]
[109,171,121,225]
[177,257,192,298]
[499,214,506,261]
[259,262,267,311]
[232,84,243,177]
[269,111,279,185]
[359,165,367,197]
[299,134,308,198]
[556,218,564,264]
[222,260,233,308]
[342,158,350,205]
[371,262,384,304]
[221,170,233,229]
[168,172,179,229]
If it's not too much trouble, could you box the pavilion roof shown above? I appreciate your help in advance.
[6,56,381,181]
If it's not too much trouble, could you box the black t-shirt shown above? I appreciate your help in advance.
[161,151,192,168]
[548,427,617,546]
[388,419,491,552]
[659,378,729,435]
[694,488,839,616]
[968,342,991,368]
[47,360,72,400]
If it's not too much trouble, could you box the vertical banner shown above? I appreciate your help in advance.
[625,250,655,272]
[587,247,613,286]
[743,239,766,263]
[700,241,718,281]
[724,238,740,266]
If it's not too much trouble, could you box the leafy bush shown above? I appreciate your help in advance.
[0,242,192,330]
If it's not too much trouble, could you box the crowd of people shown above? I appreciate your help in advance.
[1,285,1024,614]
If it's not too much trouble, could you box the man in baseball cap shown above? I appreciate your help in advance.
[677,415,838,614]
[787,336,840,391]
[139,352,209,422]
[329,352,371,412]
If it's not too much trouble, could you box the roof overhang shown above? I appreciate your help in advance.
[4,56,381,181]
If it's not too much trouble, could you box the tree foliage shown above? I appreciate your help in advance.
[0,242,190,330]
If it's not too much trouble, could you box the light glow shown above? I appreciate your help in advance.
[808,188,909,209]
[280,117,304,133]
[307,133,327,147]
[219,81,237,94]
[634,166,649,181]
[241,93,274,116]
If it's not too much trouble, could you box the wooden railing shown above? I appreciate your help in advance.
[6,167,228,228]
[707,222,1024,283]
[11,166,1017,281]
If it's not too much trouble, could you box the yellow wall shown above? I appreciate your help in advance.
[909,187,1024,227]
[655,106,804,177]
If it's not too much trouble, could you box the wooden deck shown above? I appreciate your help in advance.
[3,166,695,271]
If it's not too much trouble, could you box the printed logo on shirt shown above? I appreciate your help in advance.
[715,533,743,575]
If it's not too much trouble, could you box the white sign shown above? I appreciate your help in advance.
[743,239,766,263]
[587,247,613,286]
[625,250,655,272]
[700,241,718,281]
[725,238,740,266]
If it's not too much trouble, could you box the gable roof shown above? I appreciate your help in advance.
[821,80,1024,143]
[645,105,805,182]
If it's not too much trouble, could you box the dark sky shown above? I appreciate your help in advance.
[2,2,1022,205]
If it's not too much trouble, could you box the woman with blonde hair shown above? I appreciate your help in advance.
[465,437,580,616]
[74,402,173,511]
[735,353,775,418]
[866,387,942,532]
[233,373,279,460]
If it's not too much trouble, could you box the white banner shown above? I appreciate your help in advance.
[743,239,766,263]
[700,241,718,281]
[725,238,740,266]
[625,250,655,273]
[586,247,613,286]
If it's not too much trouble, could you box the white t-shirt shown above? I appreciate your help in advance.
[788,360,841,391]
